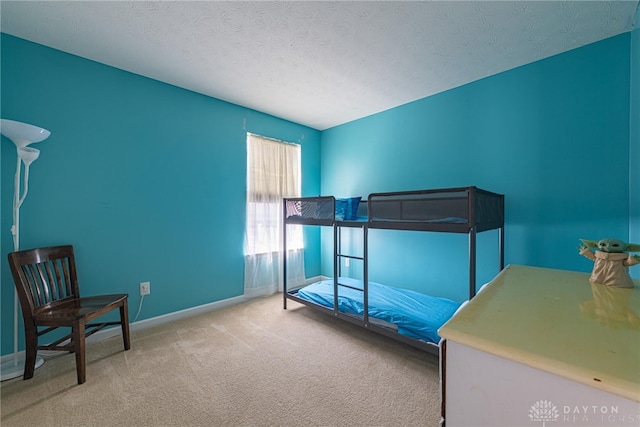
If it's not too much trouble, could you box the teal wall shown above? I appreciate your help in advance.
[321,34,632,301]
[630,5,640,277]
[1,29,636,354]
[0,34,321,355]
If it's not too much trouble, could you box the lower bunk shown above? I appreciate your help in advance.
[284,277,462,354]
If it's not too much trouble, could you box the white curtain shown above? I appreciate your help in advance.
[244,133,305,298]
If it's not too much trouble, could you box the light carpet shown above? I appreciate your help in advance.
[0,294,441,426]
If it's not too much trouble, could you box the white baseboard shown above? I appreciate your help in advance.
[90,274,325,342]
[90,294,250,343]
[2,275,326,360]
[0,352,24,365]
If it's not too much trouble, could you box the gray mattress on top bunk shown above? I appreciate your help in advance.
[296,277,462,344]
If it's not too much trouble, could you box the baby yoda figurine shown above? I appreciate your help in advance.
[579,238,640,288]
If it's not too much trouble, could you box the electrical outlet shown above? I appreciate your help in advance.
[140,281,151,296]
[345,258,350,267]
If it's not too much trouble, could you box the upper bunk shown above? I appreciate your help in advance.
[284,186,504,234]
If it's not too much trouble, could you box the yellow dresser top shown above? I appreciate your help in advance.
[439,264,640,402]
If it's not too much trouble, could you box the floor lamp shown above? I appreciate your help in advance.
[0,119,51,381]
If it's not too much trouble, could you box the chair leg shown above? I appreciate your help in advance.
[120,299,131,351]
[23,326,38,380]
[73,319,86,385]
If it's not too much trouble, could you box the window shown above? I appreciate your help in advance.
[244,133,305,297]
[244,133,303,255]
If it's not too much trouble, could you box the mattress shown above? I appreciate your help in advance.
[296,277,461,344]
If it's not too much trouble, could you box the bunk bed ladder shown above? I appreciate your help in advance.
[363,223,369,327]
[335,222,368,326]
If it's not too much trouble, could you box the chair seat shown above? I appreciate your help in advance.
[34,294,129,324]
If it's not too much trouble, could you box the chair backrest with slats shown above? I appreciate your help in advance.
[8,245,80,315]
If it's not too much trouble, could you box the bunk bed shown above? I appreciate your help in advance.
[282,186,505,354]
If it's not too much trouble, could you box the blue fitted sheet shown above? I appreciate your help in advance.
[296,277,461,344]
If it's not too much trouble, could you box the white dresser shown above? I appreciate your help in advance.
[439,264,640,427]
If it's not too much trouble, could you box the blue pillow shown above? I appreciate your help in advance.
[335,197,361,221]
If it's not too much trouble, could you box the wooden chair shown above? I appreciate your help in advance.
[7,245,130,384]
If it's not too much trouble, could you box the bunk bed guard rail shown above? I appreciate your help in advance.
[283,196,335,226]
[367,186,504,233]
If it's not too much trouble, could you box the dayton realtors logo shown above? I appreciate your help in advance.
[529,400,638,425]
[529,400,560,426]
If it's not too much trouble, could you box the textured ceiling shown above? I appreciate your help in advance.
[1,1,638,130]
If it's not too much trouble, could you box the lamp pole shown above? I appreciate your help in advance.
[1,119,50,381]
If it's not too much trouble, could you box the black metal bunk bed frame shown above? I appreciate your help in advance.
[282,186,505,354]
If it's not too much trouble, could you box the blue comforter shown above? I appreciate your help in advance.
[297,277,461,344]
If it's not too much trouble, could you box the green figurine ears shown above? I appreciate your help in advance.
[580,238,640,253]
